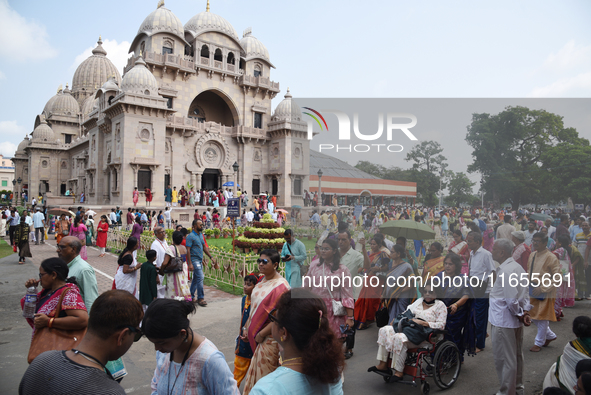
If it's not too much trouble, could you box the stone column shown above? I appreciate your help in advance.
[190,173,196,189]
[196,173,202,189]
[131,164,140,189]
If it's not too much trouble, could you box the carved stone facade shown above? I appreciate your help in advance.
[13,2,308,207]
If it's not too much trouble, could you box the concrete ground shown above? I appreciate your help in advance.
[0,236,586,394]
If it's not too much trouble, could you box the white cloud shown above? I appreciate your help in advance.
[0,121,27,157]
[541,40,591,72]
[529,71,591,97]
[0,141,17,157]
[71,39,132,77]
[0,0,57,61]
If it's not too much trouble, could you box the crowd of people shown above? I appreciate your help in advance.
[7,200,591,394]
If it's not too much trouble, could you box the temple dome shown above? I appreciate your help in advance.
[81,95,98,118]
[16,135,30,153]
[121,57,159,96]
[272,89,302,121]
[49,85,80,116]
[72,37,121,98]
[240,29,273,67]
[31,120,56,143]
[185,11,240,42]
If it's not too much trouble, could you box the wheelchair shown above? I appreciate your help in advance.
[374,329,461,395]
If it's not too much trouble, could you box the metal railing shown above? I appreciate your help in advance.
[107,229,317,293]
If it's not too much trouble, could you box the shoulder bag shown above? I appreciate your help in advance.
[323,264,347,316]
[27,288,87,363]
[528,253,545,301]
[163,245,184,273]
[392,309,434,345]
[375,301,389,328]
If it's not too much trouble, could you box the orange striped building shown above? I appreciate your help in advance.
[308,150,417,206]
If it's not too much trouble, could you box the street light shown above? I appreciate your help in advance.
[17,177,22,207]
[232,161,239,197]
[12,179,16,205]
[317,169,323,207]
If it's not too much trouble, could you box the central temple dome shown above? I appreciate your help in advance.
[184,11,240,42]
[71,37,121,102]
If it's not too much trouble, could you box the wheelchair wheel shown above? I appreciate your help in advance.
[432,341,461,389]
[421,382,430,395]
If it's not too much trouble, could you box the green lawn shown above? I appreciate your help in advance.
[0,239,13,260]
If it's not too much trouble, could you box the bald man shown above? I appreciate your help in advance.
[57,236,99,310]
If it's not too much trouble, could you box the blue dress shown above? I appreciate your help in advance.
[250,367,343,395]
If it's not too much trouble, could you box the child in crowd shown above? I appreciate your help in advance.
[139,249,159,312]
[233,274,259,387]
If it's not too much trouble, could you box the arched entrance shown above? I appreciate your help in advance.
[202,169,220,190]
[188,90,240,126]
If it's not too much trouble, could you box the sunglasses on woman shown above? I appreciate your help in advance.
[268,308,282,326]
[257,258,269,264]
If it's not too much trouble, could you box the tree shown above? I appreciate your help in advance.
[446,172,476,207]
[354,161,386,178]
[465,106,571,210]
[540,137,591,206]
[405,140,448,206]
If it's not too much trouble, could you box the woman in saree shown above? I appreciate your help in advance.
[180,186,187,207]
[434,252,476,361]
[144,187,152,206]
[554,235,576,320]
[572,237,587,301]
[355,235,391,330]
[96,215,109,257]
[132,187,139,206]
[381,244,416,323]
[158,231,192,301]
[84,214,94,247]
[114,236,141,298]
[55,213,70,245]
[304,239,355,358]
[14,216,32,264]
[21,258,88,340]
[254,197,260,211]
[243,249,290,394]
[69,216,88,260]
[422,241,445,283]
[543,316,591,393]
[448,229,470,275]
[188,187,195,207]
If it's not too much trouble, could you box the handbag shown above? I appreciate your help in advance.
[375,301,389,328]
[323,264,346,316]
[13,244,17,252]
[528,253,545,301]
[163,245,184,273]
[27,288,87,363]
[393,309,434,345]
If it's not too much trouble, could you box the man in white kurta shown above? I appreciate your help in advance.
[150,226,168,299]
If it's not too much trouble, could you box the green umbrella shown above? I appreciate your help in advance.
[379,220,436,240]
[529,213,552,222]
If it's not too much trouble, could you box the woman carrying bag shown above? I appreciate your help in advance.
[21,257,88,363]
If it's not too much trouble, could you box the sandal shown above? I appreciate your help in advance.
[368,366,391,375]
[197,299,208,307]
[344,351,353,359]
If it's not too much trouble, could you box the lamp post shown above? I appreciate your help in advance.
[232,161,239,197]
[12,179,16,206]
[480,177,484,209]
[317,168,323,207]
[17,177,22,207]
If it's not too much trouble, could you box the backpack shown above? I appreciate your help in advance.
[163,245,184,273]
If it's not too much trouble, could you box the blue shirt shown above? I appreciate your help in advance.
[250,367,343,395]
[186,230,205,262]
[8,212,20,226]
[33,212,45,228]
[441,215,448,231]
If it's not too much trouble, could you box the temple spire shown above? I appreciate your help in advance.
[206,0,210,12]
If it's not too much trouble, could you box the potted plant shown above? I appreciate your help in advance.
[213,228,221,239]
[203,229,213,239]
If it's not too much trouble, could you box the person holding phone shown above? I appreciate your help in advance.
[280,229,307,288]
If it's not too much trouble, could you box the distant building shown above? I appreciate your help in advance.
[0,154,15,191]
[309,150,417,206]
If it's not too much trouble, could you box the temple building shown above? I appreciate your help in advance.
[12,1,309,207]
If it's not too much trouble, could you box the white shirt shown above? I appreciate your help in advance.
[246,211,254,222]
[469,246,495,294]
[164,210,171,221]
[496,223,516,240]
[524,230,536,247]
[489,257,532,328]
[32,212,45,228]
[109,212,117,223]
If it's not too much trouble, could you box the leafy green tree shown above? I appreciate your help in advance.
[405,140,448,205]
[446,172,476,207]
[354,161,386,178]
[465,106,572,210]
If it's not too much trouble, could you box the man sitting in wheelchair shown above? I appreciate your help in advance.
[368,283,447,381]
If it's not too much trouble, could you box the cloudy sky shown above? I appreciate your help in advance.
[1,0,590,186]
